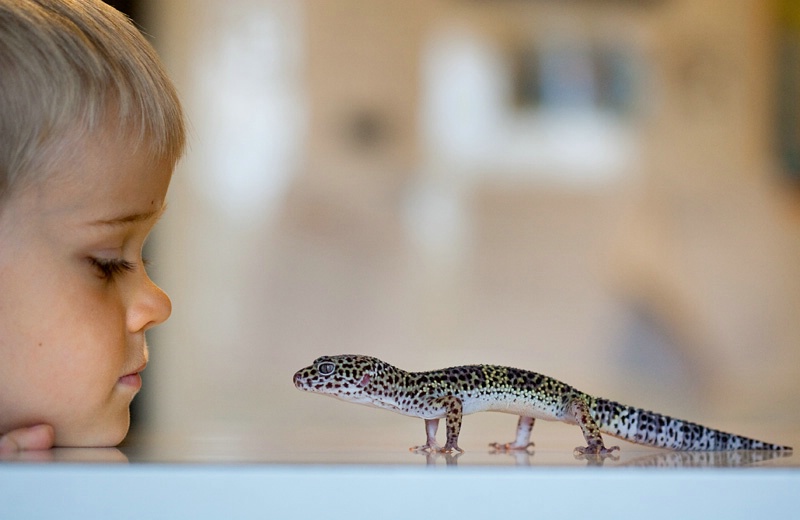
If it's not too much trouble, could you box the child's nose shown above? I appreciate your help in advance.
[128,276,172,333]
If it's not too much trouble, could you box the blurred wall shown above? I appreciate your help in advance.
[138,0,800,449]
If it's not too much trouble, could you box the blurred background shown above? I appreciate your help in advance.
[111,0,800,454]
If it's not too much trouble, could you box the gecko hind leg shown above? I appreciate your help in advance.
[568,397,620,457]
[489,416,536,452]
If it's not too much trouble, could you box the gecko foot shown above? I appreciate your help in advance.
[411,443,465,454]
[437,442,465,454]
[410,443,440,453]
[488,442,535,454]
[573,445,620,460]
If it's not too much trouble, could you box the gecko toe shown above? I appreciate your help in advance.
[439,445,464,454]
[489,442,535,453]
[574,445,620,460]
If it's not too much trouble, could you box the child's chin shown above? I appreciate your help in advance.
[54,411,130,448]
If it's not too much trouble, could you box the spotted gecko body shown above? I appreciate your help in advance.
[293,355,791,454]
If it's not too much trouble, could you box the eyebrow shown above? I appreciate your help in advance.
[89,204,167,227]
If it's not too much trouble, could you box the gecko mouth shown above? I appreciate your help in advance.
[293,371,308,389]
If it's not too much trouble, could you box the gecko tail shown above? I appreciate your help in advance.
[590,398,792,451]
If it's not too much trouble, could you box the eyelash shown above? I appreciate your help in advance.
[89,257,137,281]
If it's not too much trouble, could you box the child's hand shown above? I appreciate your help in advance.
[0,424,55,454]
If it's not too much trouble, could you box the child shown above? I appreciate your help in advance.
[0,0,185,452]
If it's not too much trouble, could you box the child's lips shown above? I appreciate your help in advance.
[118,372,142,389]
[118,362,147,389]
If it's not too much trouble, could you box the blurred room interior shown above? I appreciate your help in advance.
[110,0,800,455]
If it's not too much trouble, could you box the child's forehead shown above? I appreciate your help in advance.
[41,124,172,179]
[17,133,173,219]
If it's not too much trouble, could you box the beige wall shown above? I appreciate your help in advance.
[137,0,799,449]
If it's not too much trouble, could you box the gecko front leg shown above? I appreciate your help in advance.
[410,419,442,452]
[411,396,465,453]
[568,396,619,457]
[418,395,464,453]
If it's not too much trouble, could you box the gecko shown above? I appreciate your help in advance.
[293,355,792,455]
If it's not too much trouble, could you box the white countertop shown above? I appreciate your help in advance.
[3,462,798,520]
[1,428,797,520]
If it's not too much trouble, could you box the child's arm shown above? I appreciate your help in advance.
[0,425,54,454]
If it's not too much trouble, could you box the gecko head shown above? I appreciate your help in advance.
[293,355,390,405]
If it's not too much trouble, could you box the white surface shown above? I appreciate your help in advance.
[1,462,797,519]
[2,426,796,519]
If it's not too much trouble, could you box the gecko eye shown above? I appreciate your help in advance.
[317,362,336,376]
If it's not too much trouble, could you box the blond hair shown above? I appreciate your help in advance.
[0,0,185,200]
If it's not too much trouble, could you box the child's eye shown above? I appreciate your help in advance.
[89,257,137,281]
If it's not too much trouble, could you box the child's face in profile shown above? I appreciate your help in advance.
[0,132,173,447]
